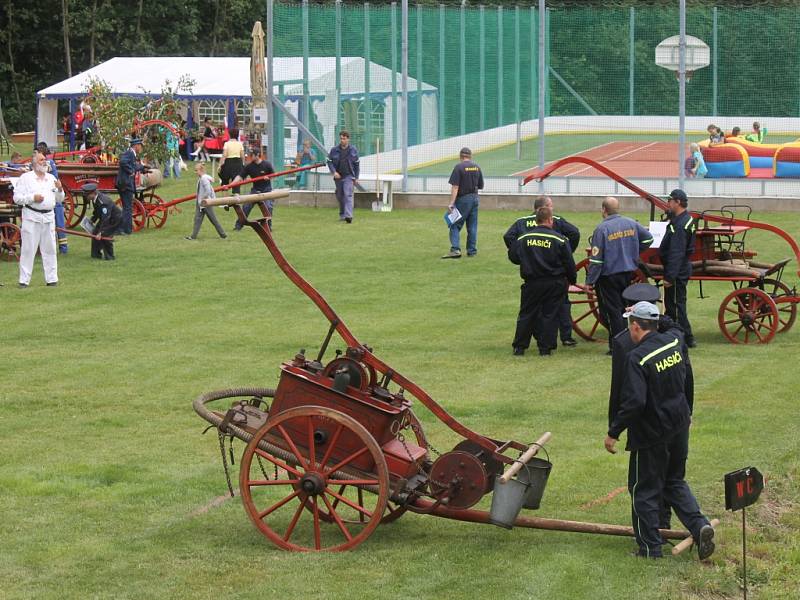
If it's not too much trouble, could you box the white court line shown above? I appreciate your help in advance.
[563,141,661,176]
[511,140,619,178]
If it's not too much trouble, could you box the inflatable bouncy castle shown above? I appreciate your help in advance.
[699,137,800,178]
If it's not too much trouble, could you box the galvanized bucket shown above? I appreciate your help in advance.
[518,456,552,510]
[488,464,532,529]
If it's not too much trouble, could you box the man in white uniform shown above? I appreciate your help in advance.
[12,151,64,287]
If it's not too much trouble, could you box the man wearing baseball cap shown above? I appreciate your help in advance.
[442,147,483,259]
[660,188,697,347]
[114,137,147,234]
[604,300,714,560]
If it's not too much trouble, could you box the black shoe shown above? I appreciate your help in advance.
[345,217,352,223]
[686,338,697,348]
[104,256,115,261]
[605,349,613,356]
[630,550,663,559]
[184,236,196,241]
[562,338,577,347]
[513,347,525,356]
[539,349,551,356]
[46,282,58,287]
[697,524,715,560]
[18,283,29,288]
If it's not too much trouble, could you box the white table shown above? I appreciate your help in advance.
[207,153,223,181]
[357,173,405,212]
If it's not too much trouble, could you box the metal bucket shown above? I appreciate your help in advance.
[488,466,532,530]
[518,456,552,510]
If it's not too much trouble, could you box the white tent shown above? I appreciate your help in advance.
[36,56,438,152]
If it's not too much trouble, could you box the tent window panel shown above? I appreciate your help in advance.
[198,101,226,126]
[338,98,385,152]
[237,101,252,128]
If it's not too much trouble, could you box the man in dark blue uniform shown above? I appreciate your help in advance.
[83,183,122,260]
[443,147,484,259]
[660,189,697,347]
[508,205,577,356]
[586,196,654,353]
[115,138,147,234]
[605,301,714,560]
[504,195,580,346]
[327,131,359,223]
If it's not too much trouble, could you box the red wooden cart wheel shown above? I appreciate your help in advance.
[239,405,389,552]
[759,278,797,334]
[718,288,778,344]
[569,259,648,343]
[63,189,90,229]
[0,223,21,261]
[145,194,168,229]
[116,198,147,232]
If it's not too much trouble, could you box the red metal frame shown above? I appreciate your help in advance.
[522,156,800,278]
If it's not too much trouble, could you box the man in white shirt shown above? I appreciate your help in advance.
[12,151,64,287]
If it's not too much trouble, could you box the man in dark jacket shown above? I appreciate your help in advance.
[504,195,580,346]
[115,138,147,234]
[605,301,714,560]
[327,131,359,223]
[509,205,577,356]
[83,183,122,260]
[659,188,697,347]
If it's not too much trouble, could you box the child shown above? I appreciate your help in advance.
[185,162,227,240]
[745,121,766,143]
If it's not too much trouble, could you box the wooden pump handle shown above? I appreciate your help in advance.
[499,432,552,484]
[200,189,291,208]
[671,518,720,555]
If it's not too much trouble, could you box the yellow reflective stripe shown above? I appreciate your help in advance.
[641,237,653,245]
[518,214,536,222]
[668,224,675,233]
[639,338,678,366]
[517,232,565,243]
[589,258,604,264]
[684,216,694,230]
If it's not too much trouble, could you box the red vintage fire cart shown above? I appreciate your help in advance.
[523,157,800,345]
[0,175,21,260]
[194,192,698,552]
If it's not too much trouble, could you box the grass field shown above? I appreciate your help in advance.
[3,172,800,599]
[408,133,800,177]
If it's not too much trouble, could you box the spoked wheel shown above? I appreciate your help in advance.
[116,198,147,232]
[718,288,779,344]
[239,406,389,551]
[64,189,89,229]
[145,194,168,229]
[0,223,21,261]
[758,278,797,334]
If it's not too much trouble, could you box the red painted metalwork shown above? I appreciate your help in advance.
[523,156,800,344]
[191,198,696,551]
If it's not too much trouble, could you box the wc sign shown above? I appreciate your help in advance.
[724,466,763,511]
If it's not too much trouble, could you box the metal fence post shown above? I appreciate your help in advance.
[679,0,686,189]
[498,5,504,126]
[479,5,485,131]
[391,2,398,150]
[335,1,342,134]
[401,0,408,191]
[460,1,466,135]
[302,0,309,147]
[713,6,718,117]
[266,0,275,158]
[538,0,545,194]
[515,5,521,160]
[416,4,423,147]
[365,2,372,155]
[439,4,445,139]
[629,6,635,116]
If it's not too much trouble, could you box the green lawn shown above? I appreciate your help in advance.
[409,133,800,177]
[2,173,799,599]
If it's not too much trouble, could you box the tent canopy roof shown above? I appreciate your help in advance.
[37,56,436,100]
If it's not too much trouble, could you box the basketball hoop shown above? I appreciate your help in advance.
[655,35,710,82]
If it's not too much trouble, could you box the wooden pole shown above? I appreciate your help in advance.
[201,189,290,207]
[671,518,720,555]
[413,499,690,541]
[499,432,552,483]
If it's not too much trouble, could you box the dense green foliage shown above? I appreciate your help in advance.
[3,2,800,137]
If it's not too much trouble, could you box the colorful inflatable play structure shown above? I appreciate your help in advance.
[699,137,800,178]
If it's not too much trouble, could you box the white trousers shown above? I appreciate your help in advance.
[19,218,58,285]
